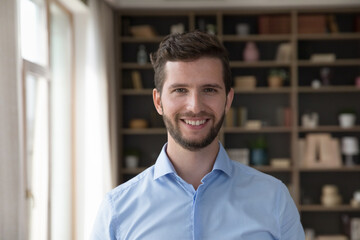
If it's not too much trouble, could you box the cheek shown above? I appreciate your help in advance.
[161,98,181,114]
[207,97,227,112]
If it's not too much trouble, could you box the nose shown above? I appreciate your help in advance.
[186,91,204,114]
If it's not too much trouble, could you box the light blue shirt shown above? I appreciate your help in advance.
[91,143,305,240]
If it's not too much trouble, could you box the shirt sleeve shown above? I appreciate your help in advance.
[90,193,116,240]
[278,183,305,240]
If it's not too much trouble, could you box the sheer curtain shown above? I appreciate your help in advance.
[75,0,116,239]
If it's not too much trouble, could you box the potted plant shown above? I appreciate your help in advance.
[267,68,288,88]
[124,149,141,169]
[250,136,269,166]
[338,108,357,128]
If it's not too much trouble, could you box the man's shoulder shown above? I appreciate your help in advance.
[108,166,155,201]
[230,160,282,185]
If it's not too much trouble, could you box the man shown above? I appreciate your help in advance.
[91,31,305,239]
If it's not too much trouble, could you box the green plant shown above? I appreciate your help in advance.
[251,136,268,149]
[124,148,141,157]
[339,108,357,115]
[268,68,288,80]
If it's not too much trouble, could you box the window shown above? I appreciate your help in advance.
[23,61,51,240]
[20,0,50,239]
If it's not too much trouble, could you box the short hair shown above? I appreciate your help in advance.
[150,31,232,94]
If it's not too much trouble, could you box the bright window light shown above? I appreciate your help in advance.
[20,0,48,66]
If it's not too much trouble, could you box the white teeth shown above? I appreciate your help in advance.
[184,120,206,126]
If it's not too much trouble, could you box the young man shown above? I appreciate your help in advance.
[91,31,305,239]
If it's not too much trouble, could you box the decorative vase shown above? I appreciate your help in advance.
[339,113,356,128]
[321,185,342,207]
[137,45,148,65]
[236,23,250,36]
[251,149,268,166]
[243,41,259,62]
[125,155,139,169]
[268,76,283,88]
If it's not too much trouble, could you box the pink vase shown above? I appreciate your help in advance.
[243,41,259,62]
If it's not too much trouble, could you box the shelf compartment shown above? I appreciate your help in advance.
[122,134,167,168]
[298,39,360,61]
[300,172,360,209]
[121,167,147,175]
[225,41,292,62]
[298,92,360,126]
[121,42,158,63]
[120,14,190,37]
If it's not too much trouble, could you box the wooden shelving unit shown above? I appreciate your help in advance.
[115,8,360,236]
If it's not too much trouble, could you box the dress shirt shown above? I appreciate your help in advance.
[91,142,305,240]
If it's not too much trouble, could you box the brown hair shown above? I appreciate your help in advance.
[150,31,232,94]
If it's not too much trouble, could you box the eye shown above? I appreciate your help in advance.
[174,88,187,93]
[204,88,217,93]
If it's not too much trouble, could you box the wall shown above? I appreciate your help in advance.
[0,0,25,239]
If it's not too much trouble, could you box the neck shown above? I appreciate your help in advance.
[166,137,220,190]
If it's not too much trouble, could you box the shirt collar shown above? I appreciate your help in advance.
[153,143,177,180]
[212,142,233,177]
[153,142,233,180]
[154,142,232,180]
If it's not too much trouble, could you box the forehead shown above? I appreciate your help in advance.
[163,57,223,86]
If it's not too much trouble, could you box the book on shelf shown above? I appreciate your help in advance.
[276,107,291,127]
[225,107,248,127]
[131,71,143,89]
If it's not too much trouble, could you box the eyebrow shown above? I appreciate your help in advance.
[168,83,224,89]
[203,84,223,89]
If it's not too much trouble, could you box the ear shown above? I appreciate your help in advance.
[225,88,234,114]
[153,88,163,115]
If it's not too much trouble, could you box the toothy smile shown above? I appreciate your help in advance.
[184,119,207,126]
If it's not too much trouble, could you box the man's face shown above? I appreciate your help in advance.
[153,57,234,151]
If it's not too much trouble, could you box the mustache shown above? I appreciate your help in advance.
[177,111,213,118]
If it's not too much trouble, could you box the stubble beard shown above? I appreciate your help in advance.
[161,107,225,152]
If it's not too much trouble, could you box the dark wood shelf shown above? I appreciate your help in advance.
[120,89,153,95]
[120,36,164,43]
[298,86,360,93]
[234,87,291,94]
[230,61,291,68]
[222,34,291,42]
[297,33,360,40]
[297,59,360,67]
[121,63,153,69]
[300,205,360,212]
[122,128,167,135]
[224,126,292,133]
[299,166,360,172]
[298,126,360,132]
[253,166,292,172]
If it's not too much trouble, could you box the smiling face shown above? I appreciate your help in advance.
[153,57,234,151]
